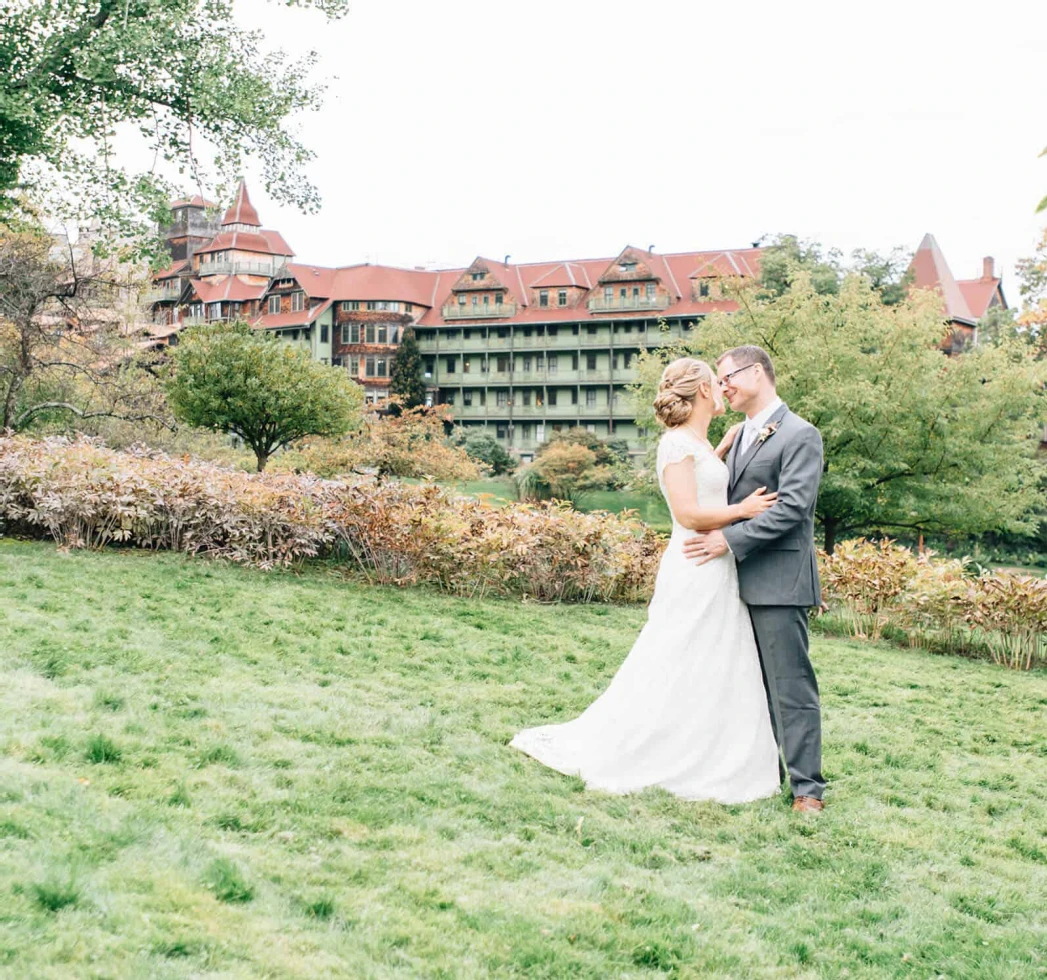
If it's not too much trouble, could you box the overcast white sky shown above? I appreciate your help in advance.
[183,0,1047,293]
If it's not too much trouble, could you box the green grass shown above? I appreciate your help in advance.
[0,539,1045,978]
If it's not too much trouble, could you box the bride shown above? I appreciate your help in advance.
[511,358,781,803]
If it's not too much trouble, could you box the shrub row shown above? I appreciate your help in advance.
[0,437,660,603]
[818,539,1047,670]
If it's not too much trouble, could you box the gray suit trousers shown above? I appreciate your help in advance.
[748,605,825,800]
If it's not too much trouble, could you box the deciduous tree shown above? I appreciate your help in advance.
[1,0,347,251]
[634,273,1047,552]
[166,321,362,472]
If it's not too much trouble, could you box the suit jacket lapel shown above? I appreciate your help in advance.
[731,403,790,493]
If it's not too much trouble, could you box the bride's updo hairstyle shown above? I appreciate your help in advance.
[653,358,713,428]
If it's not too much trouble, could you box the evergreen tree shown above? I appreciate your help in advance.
[389,326,427,410]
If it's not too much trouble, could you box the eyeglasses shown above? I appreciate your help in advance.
[717,362,758,388]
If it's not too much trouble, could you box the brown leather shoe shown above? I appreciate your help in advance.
[792,796,825,813]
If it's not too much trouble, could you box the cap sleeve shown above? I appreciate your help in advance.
[656,429,698,481]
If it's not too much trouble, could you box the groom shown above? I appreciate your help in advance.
[683,346,826,812]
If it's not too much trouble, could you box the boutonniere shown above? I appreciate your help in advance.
[757,422,779,444]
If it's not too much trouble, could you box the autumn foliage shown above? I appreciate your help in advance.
[0,437,660,603]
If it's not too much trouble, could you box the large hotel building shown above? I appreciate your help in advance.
[147,183,1007,457]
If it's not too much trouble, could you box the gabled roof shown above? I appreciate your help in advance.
[957,279,1003,319]
[909,233,975,325]
[596,247,660,284]
[450,257,513,294]
[152,259,189,280]
[222,180,261,227]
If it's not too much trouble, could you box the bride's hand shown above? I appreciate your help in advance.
[739,486,777,518]
[715,423,743,459]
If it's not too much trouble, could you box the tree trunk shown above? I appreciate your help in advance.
[255,451,268,472]
[823,517,838,555]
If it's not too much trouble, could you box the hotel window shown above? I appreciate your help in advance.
[548,355,558,375]
[548,326,558,337]
[536,354,544,370]
[340,324,349,344]
[365,357,375,375]
[604,286,613,303]
[496,425,508,439]
[570,389,578,405]
[495,293,503,305]
[522,390,531,406]
[320,324,329,343]
[471,295,478,306]
[340,301,355,312]
[571,354,579,371]
[458,295,466,306]
[558,290,567,307]
[539,290,548,307]
[497,355,510,372]
[523,356,532,372]
[619,287,627,300]
[632,286,640,299]
[471,272,484,281]
[586,389,597,408]
[376,358,387,377]
[548,390,558,406]
[350,357,360,375]
[463,390,473,406]
[496,391,508,407]
[483,294,490,306]
[646,283,655,298]
[463,358,472,374]
[365,324,375,343]
[587,324,597,335]
[389,327,399,344]
[376,325,388,343]
[207,303,221,320]
[188,303,203,318]
[352,324,361,343]
[291,291,305,312]
[290,329,299,341]
[587,353,597,370]
[445,357,456,373]
[699,281,710,297]
[268,295,280,314]
[405,303,413,312]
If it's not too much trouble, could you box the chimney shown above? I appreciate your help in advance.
[982,256,995,280]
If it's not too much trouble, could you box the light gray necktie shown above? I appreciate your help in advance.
[740,421,758,455]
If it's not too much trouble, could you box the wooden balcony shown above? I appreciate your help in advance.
[441,301,517,319]
[587,295,670,312]
[196,260,277,277]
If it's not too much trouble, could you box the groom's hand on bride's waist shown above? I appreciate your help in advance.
[683,530,729,565]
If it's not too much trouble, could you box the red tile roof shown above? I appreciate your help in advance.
[152,260,189,280]
[909,233,975,324]
[254,299,333,330]
[529,262,594,289]
[222,180,261,227]
[195,229,294,258]
[171,195,216,209]
[957,279,1002,320]
[189,277,269,303]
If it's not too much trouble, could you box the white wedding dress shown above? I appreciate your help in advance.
[511,427,780,803]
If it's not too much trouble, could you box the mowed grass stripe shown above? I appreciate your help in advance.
[0,539,1045,978]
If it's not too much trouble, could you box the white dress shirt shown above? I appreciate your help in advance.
[739,397,784,456]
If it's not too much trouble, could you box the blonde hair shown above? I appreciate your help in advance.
[653,358,713,428]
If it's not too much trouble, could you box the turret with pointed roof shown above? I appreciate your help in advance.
[222,179,262,231]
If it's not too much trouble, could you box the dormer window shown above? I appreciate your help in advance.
[699,281,710,298]
[539,290,549,307]
[619,261,637,272]
[646,283,655,298]
[268,295,280,314]
[291,291,305,313]
[458,295,466,306]
[495,292,503,305]
[558,290,567,307]
[471,272,484,281]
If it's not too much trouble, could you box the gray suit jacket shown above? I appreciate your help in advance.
[721,403,822,607]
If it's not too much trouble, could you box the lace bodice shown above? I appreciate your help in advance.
[656,427,729,532]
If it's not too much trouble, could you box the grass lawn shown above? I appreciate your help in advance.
[1,540,1045,979]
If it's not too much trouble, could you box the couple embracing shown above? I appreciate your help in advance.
[512,346,826,811]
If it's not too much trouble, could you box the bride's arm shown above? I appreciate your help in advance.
[662,460,776,531]
[714,423,743,461]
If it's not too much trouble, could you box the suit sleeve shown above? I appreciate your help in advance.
[722,425,822,563]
